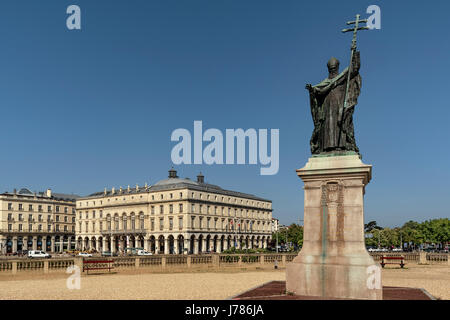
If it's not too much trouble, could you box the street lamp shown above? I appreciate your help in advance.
[276,231,278,254]
[378,230,380,248]
[285,227,288,251]
[400,232,403,251]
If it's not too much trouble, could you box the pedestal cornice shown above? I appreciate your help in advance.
[297,155,372,185]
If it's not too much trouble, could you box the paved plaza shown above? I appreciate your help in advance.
[0,264,448,300]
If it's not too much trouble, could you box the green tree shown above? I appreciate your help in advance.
[364,221,383,232]
[271,223,304,250]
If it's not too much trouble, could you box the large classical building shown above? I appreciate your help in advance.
[76,169,273,254]
[0,188,79,254]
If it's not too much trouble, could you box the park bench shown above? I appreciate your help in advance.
[380,255,405,268]
[82,259,114,275]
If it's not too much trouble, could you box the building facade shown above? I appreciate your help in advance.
[76,169,273,254]
[271,218,279,233]
[0,188,79,254]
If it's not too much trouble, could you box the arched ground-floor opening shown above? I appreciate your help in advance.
[77,237,82,251]
[198,234,204,253]
[167,235,174,254]
[158,235,164,254]
[177,235,184,254]
[6,237,12,254]
[190,235,195,254]
[148,236,156,254]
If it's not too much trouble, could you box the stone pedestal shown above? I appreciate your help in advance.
[286,154,382,300]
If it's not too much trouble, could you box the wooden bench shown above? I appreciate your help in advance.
[83,259,114,275]
[380,255,405,268]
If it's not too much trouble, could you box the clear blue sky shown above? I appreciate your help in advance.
[0,1,449,228]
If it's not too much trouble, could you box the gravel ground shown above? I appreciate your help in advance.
[0,264,448,300]
[381,264,450,300]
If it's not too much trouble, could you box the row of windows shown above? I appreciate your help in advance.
[7,223,74,232]
[6,213,74,223]
[151,204,270,219]
[188,217,269,232]
[78,210,146,220]
[79,219,145,233]
[78,206,270,221]
[78,192,270,209]
[151,204,183,214]
[7,203,75,213]
[79,210,104,219]
[78,195,145,208]
[79,216,270,233]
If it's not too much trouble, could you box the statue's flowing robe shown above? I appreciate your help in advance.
[309,51,361,154]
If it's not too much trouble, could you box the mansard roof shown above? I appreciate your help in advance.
[87,170,271,203]
[1,188,79,202]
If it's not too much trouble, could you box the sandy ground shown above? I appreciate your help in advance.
[0,264,448,300]
[381,264,450,300]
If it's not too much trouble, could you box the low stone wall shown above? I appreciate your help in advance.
[369,252,449,265]
[0,258,75,274]
[97,254,294,271]
[0,254,296,274]
[425,253,449,264]
[0,252,448,275]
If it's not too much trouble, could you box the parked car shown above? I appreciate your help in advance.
[78,252,93,257]
[28,250,51,259]
[137,250,152,256]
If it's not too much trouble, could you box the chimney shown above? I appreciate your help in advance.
[46,189,52,198]
[197,172,204,184]
[104,187,107,195]
[136,184,139,191]
[13,188,17,194]
[168,167,178,179]
[111,187,115,194]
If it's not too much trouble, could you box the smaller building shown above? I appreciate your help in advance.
[0,188,79,254]
[271,218,279,233]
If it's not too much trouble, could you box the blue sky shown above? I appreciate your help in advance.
[0,1,449,227]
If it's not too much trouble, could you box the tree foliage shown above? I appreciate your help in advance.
[271,223,304,248]
[364,218,449,248]
[269,219,449,249]
[364,221,383,232]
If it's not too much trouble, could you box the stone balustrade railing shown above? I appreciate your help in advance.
[369,251,448,265]
[0,257,75,274]
[0,252,448,274]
